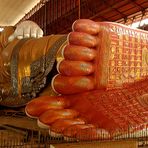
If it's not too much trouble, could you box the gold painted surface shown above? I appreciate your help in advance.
[142,47,148,66]
[0,35,67,106]
[17,35,67,97]
[105,23,148,88]
[56,40,67,62]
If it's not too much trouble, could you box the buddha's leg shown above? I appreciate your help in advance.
[25,19,148,140]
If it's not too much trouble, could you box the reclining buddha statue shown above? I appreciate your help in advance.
[0,19,148,140]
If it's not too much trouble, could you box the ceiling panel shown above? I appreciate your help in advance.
[0,0,40,26]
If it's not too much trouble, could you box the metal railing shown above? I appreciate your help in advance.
[0,125,148,147]
[0,109,147,147]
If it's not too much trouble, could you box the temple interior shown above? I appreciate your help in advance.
[0,0,148,147]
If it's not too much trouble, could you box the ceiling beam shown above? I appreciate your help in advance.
[129,0,145,11]
[89,0,130,20]
[85,2,110,21]
[101,0,127,19]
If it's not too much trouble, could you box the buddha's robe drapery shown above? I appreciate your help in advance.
[0,28,67,106]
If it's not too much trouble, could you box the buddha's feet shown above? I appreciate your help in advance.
[25,95,110,141]
[52,19,148,94]
[25,78,148,140]
[25,19,148,140]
